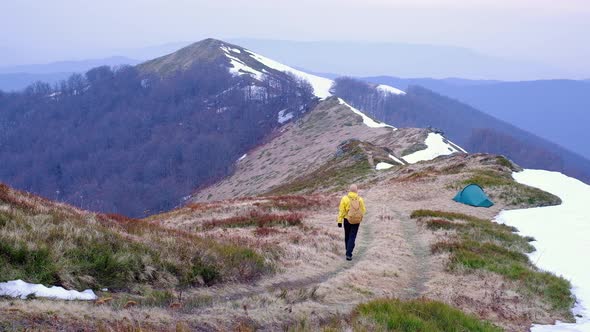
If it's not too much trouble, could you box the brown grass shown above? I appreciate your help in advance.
[202,210,303,230]
[0,184,272,290]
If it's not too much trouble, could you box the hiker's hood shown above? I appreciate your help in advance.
[347,192,359,199]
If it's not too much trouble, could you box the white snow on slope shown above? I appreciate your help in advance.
[496,170,590,332]
[220,44,405,100]
[389,154,405,165]
[375,162,395,170]
[220,46,264,80]
[247,50,334,99]
[278,109,294,124]
[338,99,397,130]
[377,84,406,95]
[403,133,462,164]
[0,280,97,301]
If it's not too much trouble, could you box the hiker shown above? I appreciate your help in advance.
[337,184,366,261]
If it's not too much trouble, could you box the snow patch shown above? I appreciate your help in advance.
[222,45,406,101]
[338,99,397,130]
[278,109,294,124]
[495,170,590,332]
[0,280,97,301]
[221,46,264,80]
[246,50,334,99]
[389,154,405,165]
[377,84,405,95]
[375,162,395,170]
[402,133,462,164]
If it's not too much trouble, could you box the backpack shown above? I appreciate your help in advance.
[347,197,363,224]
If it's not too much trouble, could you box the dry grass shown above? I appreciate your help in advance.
[0,184,271,291]
[413,210,574,317]
[202,210,303,230]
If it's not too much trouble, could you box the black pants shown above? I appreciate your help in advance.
[344,218,360,257]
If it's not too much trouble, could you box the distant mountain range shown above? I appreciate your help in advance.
[226,39,577,80]
[362,76,590,160]
[2,38,589,218]
[0,56,140,91]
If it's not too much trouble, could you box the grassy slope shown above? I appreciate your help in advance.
[352,298,501,332]
[0,183,270,291]
[456,156,561,207]
[411,209,574,319]
[268,139,378,195]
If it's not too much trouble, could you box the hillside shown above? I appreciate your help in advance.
[363,76,590,160]
[1,89,573,330]
[191,97,430,202]
[4,37,577,221]
[0,39,318,217]
[332,77,590,184]
[0,182,272,289]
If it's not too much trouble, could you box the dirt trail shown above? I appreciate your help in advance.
[2,187,440,331]
[393,209,432,299]
[199,210,377,305]
[183,190,435,330]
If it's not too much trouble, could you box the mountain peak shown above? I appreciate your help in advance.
[138,39,405,100]
[137,38,243,75]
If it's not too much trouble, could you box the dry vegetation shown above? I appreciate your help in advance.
[413,209,574,326]
[0,109,576,331]
[0,184,270,292]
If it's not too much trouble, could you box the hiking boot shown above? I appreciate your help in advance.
[346,255,352,261]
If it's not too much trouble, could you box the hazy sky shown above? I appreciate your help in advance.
[1,0,589,76]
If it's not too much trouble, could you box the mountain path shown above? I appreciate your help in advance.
[199,211,376,305]
[189,198,432,318]
[393,209,432,299]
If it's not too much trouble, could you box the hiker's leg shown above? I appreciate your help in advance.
[344,218,350,251]
[347,223,360,257]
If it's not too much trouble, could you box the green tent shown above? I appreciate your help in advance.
[453,184,494,208]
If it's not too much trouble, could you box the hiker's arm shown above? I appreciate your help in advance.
[338,197,347,224]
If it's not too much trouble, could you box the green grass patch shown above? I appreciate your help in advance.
[495,156,516,170]
[268,139,373,195]
[457,169,561,207]
[410,210,487,223]
[0,241,59,285]
[354,298,501,331]
[0,197,272,290]
[413,210,574,314]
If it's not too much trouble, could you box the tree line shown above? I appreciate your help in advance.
[0,64,315,217]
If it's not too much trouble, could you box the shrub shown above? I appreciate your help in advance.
[0,241,59,285]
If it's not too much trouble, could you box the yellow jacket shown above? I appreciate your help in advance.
[338,192,366,224]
